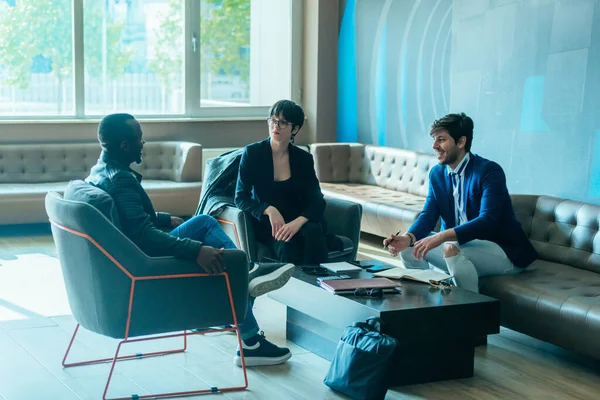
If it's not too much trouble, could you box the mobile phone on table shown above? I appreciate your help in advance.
[348,260,375,268]
[366,265,394,273]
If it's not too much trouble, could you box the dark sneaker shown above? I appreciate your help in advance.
[248,262,295,297]
[234,332,292,367]
[190,325,236,335]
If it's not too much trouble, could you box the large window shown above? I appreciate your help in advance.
[199,0,292,108]
[0,0,299,119]
[0,0,75,115]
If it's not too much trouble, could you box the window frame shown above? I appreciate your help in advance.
[0,0,302,121]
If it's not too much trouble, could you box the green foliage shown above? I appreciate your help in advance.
[148,0,183,88]
[150,0,251,89]
[0,0,132,89]
[201,0,251,85]
[83,1,133,80]
[0,0,252,100]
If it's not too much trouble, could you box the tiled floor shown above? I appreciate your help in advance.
[1,234,599,399]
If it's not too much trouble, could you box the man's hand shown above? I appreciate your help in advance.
[413,233,446,260]
[275,217,306,242]
[196,246,225,274]
[170,216,184,228]
[264,206,285,237]
[383,234,411,256]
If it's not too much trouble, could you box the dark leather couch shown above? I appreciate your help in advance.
[480,195,600,360]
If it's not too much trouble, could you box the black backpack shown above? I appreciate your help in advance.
[324,317,398,400]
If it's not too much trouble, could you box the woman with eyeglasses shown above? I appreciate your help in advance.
[234,100,329,265]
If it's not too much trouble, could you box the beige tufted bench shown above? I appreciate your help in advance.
[0,141,203,225]
[480,195,600,361]
[310,143,438,237]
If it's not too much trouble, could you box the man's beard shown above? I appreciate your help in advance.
[441,149,459,165]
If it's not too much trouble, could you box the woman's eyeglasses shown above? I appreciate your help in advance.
[353,287,383,298]
[300,266,329,276]
[428,278,453,290]
[267,117,291,130]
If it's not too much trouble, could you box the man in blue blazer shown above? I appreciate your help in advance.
[383,113,537,292]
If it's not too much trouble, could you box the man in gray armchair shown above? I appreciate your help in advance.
[85,113,295,367]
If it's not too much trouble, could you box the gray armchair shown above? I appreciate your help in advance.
[45,190,250,399]
[215,197,363,263]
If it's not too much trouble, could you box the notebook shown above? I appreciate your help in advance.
[320,261,362,273]
[319,277,401,294]
[373,268,452,284]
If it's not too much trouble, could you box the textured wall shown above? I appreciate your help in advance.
[338,0,600,203]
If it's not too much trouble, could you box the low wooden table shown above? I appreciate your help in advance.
[269,264,500,386]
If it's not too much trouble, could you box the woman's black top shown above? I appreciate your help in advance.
[234,138,326,225]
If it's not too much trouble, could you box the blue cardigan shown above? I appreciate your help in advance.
[407,153,537,268]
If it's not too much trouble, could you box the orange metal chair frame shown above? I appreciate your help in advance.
[50,219,248,400]
[216,218,242,249]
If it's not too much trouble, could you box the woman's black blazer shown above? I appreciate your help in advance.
[234,138,326,223]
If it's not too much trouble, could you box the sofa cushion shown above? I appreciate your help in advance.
[64,180,121,228]
[310,143,439,237]
[362,145,437,198]
[480,259,600,359]
[0,180,202,225]
[140,180,202,218]
[310,143,438,197]
[0,141,203,226]
[512,195,600,275]
[311,143,366,182]
[0,144,100,184]
[321,182,425,236]
[130,141,203,182]
[0,182,70,197]
[0,142,202,184]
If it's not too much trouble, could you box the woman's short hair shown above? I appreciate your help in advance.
[269,100,305,129]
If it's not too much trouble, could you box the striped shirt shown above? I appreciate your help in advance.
[447,152,470,226]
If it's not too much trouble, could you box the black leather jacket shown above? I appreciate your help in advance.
[86,151,201,260]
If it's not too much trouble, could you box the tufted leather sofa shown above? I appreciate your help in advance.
[480,195,600,360]
[309,143,438,237]
[0,141,203,225]
[310,143,600,359]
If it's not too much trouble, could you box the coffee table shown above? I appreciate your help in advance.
[268,264,500,386]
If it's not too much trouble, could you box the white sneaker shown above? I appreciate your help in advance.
[247,262,295,297]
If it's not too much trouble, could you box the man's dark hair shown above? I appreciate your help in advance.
[98,113,136,151]
[430,112,474,152]
[269,100,305,129]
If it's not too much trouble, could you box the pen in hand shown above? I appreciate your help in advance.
[383,231,401,250]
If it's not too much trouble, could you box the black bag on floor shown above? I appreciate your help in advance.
[324,317,398,400]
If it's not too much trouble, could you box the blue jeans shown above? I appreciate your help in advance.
[170,215,259,340]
